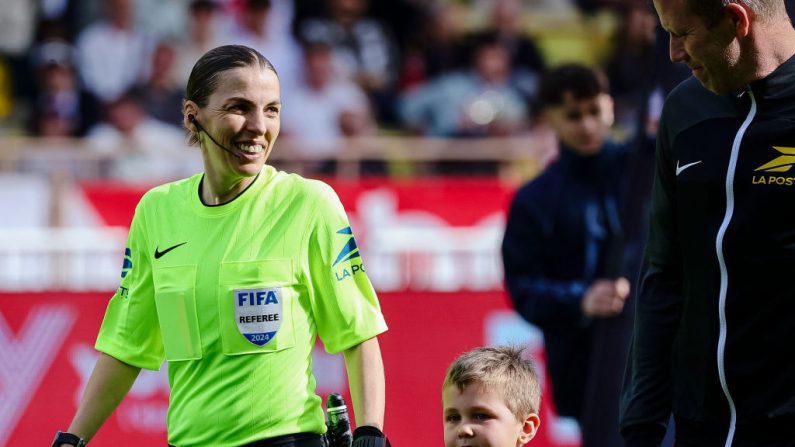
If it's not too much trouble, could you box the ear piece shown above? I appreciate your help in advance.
[188,114,195,122]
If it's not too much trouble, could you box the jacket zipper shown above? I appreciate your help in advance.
[715,86,756,447]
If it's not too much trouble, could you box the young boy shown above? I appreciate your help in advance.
[442,345,541,447]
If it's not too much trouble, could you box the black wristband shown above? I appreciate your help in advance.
[52,431,86,447]
[352,426,390,447]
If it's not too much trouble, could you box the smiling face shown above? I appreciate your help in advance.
[186,65,281,188]
[443,382,538,447]
[654,0,743,94]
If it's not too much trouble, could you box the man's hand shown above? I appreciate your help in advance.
[581,277,631,318]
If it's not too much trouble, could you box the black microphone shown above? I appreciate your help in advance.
[188,114,240,158]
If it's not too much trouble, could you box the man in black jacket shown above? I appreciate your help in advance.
[620,1,795,446]
[502,64,631,446]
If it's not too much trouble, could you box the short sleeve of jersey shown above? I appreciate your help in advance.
[304,183,387,354]
[95,199,165,370]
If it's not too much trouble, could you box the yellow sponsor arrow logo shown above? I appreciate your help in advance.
[755,146,795,172]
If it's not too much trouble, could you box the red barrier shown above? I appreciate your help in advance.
[1,292,579,446]
[79,177,517,228]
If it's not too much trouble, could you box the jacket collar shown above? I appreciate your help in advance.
[737,52,795,101]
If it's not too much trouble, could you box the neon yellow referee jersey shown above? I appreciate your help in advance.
[96,166,388,447]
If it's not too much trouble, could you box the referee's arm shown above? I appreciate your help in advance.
[62,353,142,444]
[343,336,385,430]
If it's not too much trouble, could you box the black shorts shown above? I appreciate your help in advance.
[168,432,327,447]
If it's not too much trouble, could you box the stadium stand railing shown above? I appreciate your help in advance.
[0,135,555,291]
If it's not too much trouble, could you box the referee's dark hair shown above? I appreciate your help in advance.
[537,64,609,110]
[184,44,277,144]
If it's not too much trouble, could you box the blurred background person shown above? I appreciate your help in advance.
[472,0,546,107]
[400,32,530,139]
[86,90,195,182]
[134,0,192,42]
[28,39,100,137]
[280,40,374,175]
[74,0,151,103]
[174,0,232,86]
[0,0,38,120]
[225,0,302,92]
[605,1,660,140]
[128,40,187,127]
[297,0,399,125]
[502,64,631,447]
[397,3,467,93]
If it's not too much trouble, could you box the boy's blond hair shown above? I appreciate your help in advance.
[443,345,541,418]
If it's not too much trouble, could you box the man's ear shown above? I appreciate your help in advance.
[726,2,751,37]
[517,413,540,446]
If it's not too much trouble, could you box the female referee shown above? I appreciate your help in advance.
[52,45,389,447]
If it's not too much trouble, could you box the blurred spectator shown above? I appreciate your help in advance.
[87,90,195,181]
[503,64,630,447]
[88,91,185,149]
[281,41,373,161]
[128,41,186,127]
[367,0,427,58]
[228,0,295,43]
[135,0,192,41]
[36,0,83,42]
[225,0,302,91]
[399,3,467,91]
[298,0,399,123]
[400,34,529,138]
[472,0,545,76]
[465,0,544,111]
[29,40,101,137]
[174,0,232,85]
[605,1,659,139]
[0,0,38,106]
[75,0,151,102]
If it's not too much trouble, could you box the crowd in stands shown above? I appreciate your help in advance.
[0,0,753,177]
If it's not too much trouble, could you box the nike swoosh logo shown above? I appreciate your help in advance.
[154,242,187,259]
[676,160,702,176]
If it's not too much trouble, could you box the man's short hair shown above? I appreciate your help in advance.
[686,0,786,28]
[443,345,541,418]
[537,64,609,110]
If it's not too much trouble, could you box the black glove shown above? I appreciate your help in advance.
[352,426,391,447]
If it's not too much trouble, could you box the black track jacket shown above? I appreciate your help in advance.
[620,56,795,446]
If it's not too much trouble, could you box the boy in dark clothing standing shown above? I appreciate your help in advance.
[502,64,630,447]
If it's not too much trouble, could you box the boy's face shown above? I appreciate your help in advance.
[544,92,614,156]
[443,382,539,447]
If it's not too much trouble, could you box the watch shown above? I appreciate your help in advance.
[51,431,87,447]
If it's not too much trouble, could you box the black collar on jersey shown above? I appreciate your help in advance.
[197,171,261,207]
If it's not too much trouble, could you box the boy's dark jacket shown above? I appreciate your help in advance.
[502,143,627,418]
